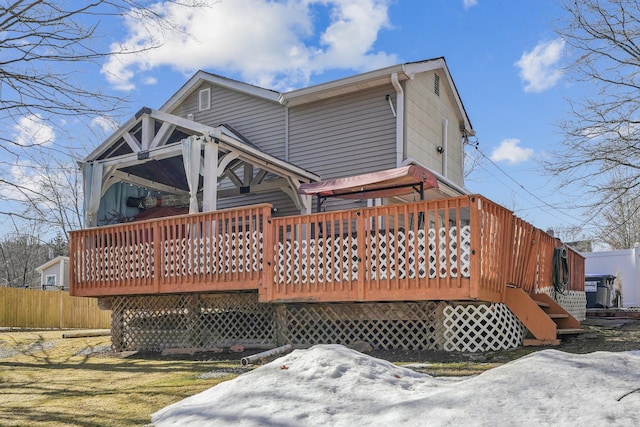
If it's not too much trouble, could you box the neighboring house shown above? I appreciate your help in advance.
[583,248,640,307]
[36,256,70,291]
[70,58,585,353]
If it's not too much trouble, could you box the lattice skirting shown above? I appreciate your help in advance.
[441,303,525,352]
[110,293,276,352]
[109,294,525,353]
[537,287,587,321]
[278,301,447,350]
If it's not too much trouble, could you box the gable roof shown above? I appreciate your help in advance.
[36,256,69,273]
[83,108,319,184]
[158,57,473,135]
[161,70,281,114]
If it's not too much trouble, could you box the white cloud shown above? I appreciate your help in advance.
[101,0,396,91]
[515,38,565,93]
[490,138,534,164]
[12,115,55,147]
[91,116,120,133]
[463,0,478,10]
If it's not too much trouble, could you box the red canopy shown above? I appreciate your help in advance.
[297,165,438,200]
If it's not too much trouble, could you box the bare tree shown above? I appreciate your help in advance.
[463,138,483,180]
[547,225,583,243]
[0,0,208,239]
[0,221,49,288]
[9,151,85,242]
[547,0,640,217]
[1,0,207,133]
[595,183,640,249]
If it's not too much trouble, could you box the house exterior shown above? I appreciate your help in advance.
[36,256,70,291]
[70,58,585,353]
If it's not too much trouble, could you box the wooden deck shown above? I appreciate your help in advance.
[69,195,585,304]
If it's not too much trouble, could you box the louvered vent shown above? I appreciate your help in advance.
[434,73,440,96]
[198,87,211,111]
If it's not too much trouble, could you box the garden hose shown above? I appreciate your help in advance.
[552,246,569,297]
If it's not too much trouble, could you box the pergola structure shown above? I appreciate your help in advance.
[81,107,319,227]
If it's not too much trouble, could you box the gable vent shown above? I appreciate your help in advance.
[199,87,211,111]
[434,74,440,96]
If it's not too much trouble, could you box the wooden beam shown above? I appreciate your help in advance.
[244,164,253,186]
[218,178,289,198]
[224,169,243,188]
[150,109,221,138]
[149,122,176,150]
[202,142,218,211]
[251,170,268,185]
[99,142,183,169]
[122,132,141,153]
[141,115,155,150]
[111,171,190,196]
[217,151,239,177]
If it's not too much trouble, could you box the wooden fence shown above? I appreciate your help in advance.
[0,287,111,329]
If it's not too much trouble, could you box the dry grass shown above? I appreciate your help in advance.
[399,361,502,377]
[0,330,244,427]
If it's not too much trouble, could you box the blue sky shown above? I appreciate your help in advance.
[6,0,593,238]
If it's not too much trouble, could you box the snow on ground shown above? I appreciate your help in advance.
[152,345,640,426]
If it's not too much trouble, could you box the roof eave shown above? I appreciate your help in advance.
[161,71,281,114]
[279,64,409,107]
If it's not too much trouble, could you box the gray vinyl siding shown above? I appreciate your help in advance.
[288,85,397,179]
[171,82,298,215]
[288,85,397,212]
[217,190,298,217]
[173,82,286,159]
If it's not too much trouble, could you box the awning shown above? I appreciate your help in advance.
[297,165,438,201]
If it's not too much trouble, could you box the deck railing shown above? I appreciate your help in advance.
[266,197,477,302]
[70,204,271,297]
[70,196,584,302]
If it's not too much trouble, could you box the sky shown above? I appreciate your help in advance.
[151,344,640,426]
[4,0,594,239]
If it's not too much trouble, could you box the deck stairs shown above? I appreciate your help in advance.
[504,287,583,346]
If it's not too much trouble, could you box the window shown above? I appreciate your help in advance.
[198,87,211,111]
[46,275,56,288]
[434,73,440,96]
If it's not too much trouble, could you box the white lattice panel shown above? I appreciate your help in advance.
[537,287,587,321]
[109,295,530,353]
[79,243,154,282]
[275,226,471,285]
[80,232,263,282]
[442,303,525,352]
[279,301,447,350]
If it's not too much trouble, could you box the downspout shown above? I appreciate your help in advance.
[391,72,404,167]
[284,106,289,162]
[442,118,448,177]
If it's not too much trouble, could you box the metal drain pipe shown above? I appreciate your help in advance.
[240,344,293,366]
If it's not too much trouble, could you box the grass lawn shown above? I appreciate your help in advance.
[0,330,244,427]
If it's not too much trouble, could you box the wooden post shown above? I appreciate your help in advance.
[468,196,481,300]
[356,210,366,300]
[261,205,274,302]
[153,220,162,293]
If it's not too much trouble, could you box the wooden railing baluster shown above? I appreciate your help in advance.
[69,197,584,305]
